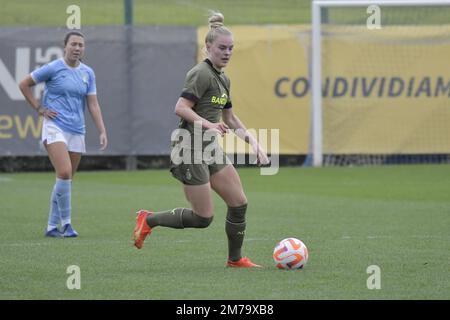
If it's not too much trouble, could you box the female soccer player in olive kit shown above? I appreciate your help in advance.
[133,12,269,268]
[19,31,108,238]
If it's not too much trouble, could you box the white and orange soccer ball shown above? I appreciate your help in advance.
[273,237,308,270]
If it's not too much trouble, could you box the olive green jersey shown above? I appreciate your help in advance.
[170,59,232,175]
[178,59,232,150]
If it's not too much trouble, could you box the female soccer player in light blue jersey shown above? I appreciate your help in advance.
[19,31,108,238]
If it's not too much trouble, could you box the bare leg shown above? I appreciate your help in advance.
[45,142,72,180]
[69,151,82,178]
[182,183,214,218]
[210,165,247,207]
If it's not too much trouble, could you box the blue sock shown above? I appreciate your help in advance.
[55,178,72,226]
[47,183,60,231]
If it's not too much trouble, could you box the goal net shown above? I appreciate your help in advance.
[310,0,450,166]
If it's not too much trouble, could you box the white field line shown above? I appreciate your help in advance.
[1,235,448,248]
[0,237,280,248]
[341,235,450,240]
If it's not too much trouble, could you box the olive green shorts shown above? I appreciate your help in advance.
[170,148,231,185]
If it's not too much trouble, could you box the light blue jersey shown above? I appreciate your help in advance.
[31,58,97,135]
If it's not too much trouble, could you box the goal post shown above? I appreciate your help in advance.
[311,0,450,167]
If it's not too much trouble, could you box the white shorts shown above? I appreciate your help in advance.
[41,119,86,153]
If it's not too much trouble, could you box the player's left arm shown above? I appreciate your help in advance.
[222,108,269,165]
[87,94,108,150]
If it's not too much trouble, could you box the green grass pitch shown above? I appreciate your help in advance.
[0,165,449,299]
[2,0,447,27]
[1,0,311,26]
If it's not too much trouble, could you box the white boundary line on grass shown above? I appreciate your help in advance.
[341,235,449,240]
[0,237,280,248]
[1,235,448,248]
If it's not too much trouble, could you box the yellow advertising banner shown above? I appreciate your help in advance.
[321,25,450,154]
[196,25,450,155]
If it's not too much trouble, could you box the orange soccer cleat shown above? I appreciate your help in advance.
[226,257,263,268]
[133,209,153,249]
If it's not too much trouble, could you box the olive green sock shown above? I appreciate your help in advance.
[225,204,247,262]
[146,208,213,229]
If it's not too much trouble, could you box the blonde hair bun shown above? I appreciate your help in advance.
[208,11,224,29]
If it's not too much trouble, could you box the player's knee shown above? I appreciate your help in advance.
[228,194,247,208]
[194,213,213,228]
[237,196,248,207]
[57,168,72,180]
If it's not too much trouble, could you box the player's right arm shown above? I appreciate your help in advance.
[174,97,228,135]
[19,75,58,119]
[19,76,41,113]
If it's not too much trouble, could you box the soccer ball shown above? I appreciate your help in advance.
[273,237,308,270]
